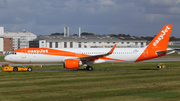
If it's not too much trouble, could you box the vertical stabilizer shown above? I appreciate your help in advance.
[136,25,173,62]
[147,25,173,50]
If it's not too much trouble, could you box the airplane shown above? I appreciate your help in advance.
[4,24,175,71]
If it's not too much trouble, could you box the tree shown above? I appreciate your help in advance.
[126,34,130,37]
[118,34,122,37]
[81,32,95,36]
[142,36,154,41]
[51,33,64,35]
[170,36,180,41]
[109,34,117,37]
[117,34,131,37]
[73,34,78,36]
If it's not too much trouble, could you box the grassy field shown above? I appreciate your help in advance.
[0,54,180,100]
[25,61,180,71]
[0,56,5,62]
[0,62,180,101]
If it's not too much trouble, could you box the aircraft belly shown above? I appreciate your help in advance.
[28,55,64,63]
[10,54,64,64]
[105,54,140,62]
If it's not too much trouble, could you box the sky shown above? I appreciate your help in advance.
[0,0,180,37]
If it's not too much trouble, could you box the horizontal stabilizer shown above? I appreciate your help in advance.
[156,49,175,55]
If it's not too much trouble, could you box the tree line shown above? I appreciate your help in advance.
[51,32,131,37]
[141,36,180,41]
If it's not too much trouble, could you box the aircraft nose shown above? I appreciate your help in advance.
[4,55,10,61]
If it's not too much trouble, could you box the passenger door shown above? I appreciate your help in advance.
[21,49,26,58]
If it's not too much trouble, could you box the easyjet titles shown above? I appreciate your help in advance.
[27,49,48,54]
[153,26,170,47]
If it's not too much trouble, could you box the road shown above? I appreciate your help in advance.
[0,58,180,66]
[142,58,180,62]
[0,58,179,72]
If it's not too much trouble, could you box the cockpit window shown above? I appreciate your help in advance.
[11,52,17,55]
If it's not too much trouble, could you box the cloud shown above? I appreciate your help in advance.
[136,0,180,15]
[99,0,115,5]
[0,0,180,37]
[169,7,180,14]
[0,0,7,8]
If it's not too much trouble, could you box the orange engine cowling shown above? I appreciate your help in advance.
[63,59,83,69]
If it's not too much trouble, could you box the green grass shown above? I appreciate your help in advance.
[1,63,180,101]
[0,54,180,100]
[4,61,178,71]
[32,60,180,70]
[0,56,5,62]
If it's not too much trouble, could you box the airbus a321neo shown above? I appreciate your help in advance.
[4,25,174,71]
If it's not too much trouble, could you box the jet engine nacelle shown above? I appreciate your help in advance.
[63,59,83,69]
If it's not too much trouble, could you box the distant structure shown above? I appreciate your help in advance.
[0,27,14,54]
[169,41,180,46]
[4,30,37,50]
[79,27,81,38]
[0,27,4,53]
[168,41,180,54]
[64,26,69,37]
[4,37,13,52]
[29,35,147,48]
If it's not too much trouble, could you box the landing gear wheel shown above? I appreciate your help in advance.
[27,67,32,72]
[86,66,93,71]
[13,67,18,72]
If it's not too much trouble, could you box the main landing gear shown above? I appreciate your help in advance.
[86,65,93,71]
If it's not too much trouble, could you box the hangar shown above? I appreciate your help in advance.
[29,35,147,48]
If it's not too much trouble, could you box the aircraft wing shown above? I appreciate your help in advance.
[79,44,117,61]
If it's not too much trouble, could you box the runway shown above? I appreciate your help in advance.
[142,58,180,62]
[0,58,180,66]
[0,58,179,72]
[1,68,180,73]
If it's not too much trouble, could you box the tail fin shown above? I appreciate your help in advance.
[147,25,173,50]
[135,25,173,62]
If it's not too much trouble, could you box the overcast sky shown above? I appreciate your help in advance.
[0,0,180,37]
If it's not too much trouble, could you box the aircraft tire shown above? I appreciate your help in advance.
[27,67,32,72]
[86,66,93,71]
[13,67,18,72]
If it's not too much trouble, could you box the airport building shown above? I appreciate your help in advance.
[4,38,13,52]
[0,26,147,54]
[169,41,180,46]
[0,27,4,53]
[29,35,147,48]
[29,26,147,48]
[0,27,37,54]
[4,30,37,50]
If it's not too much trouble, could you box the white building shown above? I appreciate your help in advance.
[30,35,147,48]
[169,41,180,46]
[0,27,4,53]
[168,41,174,46]
[4,31,37,50]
